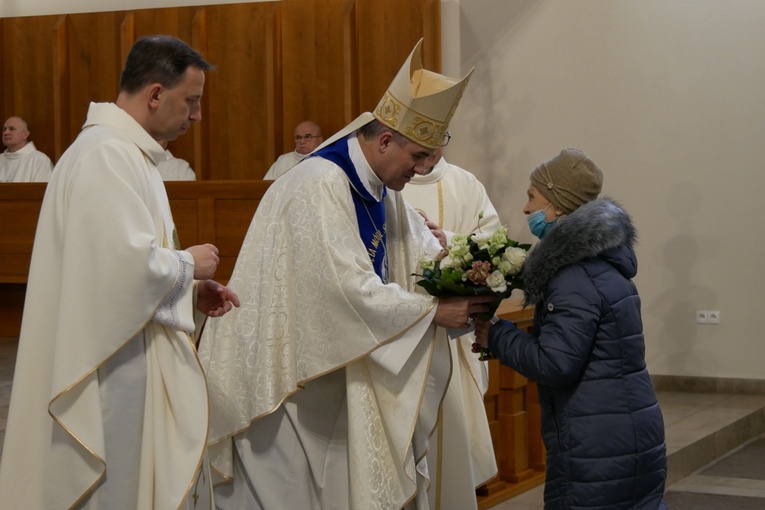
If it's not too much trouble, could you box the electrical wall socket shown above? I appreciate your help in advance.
[696,310,721,324]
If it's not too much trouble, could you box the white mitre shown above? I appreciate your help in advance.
[373,39,473,149]
[316,39,473,151]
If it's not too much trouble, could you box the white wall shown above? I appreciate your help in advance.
[4,0,763,379]
[444,0,765,379]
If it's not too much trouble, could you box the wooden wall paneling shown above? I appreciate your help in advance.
[191,8,209,180]
[0,22,4,123]
[204,3,280,180]
[280,0,357,152]
[0,183,46,283]
[341,0,358,123]
[58,13,123,160]
[0,283,25,338]
[164,180,272,283]
[354,0,441,114]
[52,16,71,161]
[1,16,59,165]
[121,12,136,66]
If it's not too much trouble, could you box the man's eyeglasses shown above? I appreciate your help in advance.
[295,134,321,142]
[439,132,451,147]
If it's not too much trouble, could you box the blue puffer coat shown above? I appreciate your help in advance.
[488,199,666,510]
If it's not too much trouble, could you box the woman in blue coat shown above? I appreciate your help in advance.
[475,149,667,509]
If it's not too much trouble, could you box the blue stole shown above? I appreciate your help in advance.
[313,137,388,282]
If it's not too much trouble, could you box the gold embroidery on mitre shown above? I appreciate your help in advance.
[404,117,439,146]
[376,94,401,128]
[372,39,473,150]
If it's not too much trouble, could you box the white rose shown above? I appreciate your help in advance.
[497,260,513,275]
[472,231,492,250]
[440,254,460,269]
[503,247,527,276]
[486,270,507,293]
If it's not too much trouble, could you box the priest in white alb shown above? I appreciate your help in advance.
[401,145,502,509]
[199,40,494,510]
[0,36,239,509]
[0,116,53,182]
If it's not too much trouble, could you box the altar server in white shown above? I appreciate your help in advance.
[200,40,491,510]
[0,116,53,182]
[0,35,239,509]
[401,145,502,510]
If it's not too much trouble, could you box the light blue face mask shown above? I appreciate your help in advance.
[527,206,558,239]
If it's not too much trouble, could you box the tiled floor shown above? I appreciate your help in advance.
[1,338,764,510]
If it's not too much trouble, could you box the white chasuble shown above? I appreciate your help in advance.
[199,148,450,510]
[401,157,502,509]
[0,102,211,509]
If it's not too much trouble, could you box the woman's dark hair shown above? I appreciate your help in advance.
[119,35,214,94]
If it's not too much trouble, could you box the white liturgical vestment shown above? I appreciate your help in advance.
[158,149,196,180]
[262,150,302,180]
[0,141,53,182]
[200,134,452,510]
[0,102,212,509]
[401,156,502,510]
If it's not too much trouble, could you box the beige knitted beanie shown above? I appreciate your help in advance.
[530,148,603,214]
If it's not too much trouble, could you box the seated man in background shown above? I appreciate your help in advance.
[0,116,53,182]
[400,142,502,510]
[262,119,322,179]
[158,139,197,180]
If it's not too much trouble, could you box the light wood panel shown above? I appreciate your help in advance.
[0,1,440,180]
[1,15,59,161]
[280,0,357,150]
[203,2,280,179]
[355,0,441,113]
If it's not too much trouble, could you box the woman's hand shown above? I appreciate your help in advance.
[472,319,491,352]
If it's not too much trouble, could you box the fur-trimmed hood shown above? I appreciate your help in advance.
[522,198,637,305]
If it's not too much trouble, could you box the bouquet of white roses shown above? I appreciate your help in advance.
[413,223,530,359]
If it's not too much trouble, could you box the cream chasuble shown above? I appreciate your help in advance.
[0,141,53,182]
[0,102,211,509]
[401,157,502,510]
[199,136,452,510]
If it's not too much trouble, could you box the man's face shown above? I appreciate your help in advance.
[294,123,323,155]
[2,117,29,152]
[153,66,205,142]
[375,134,434,191]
